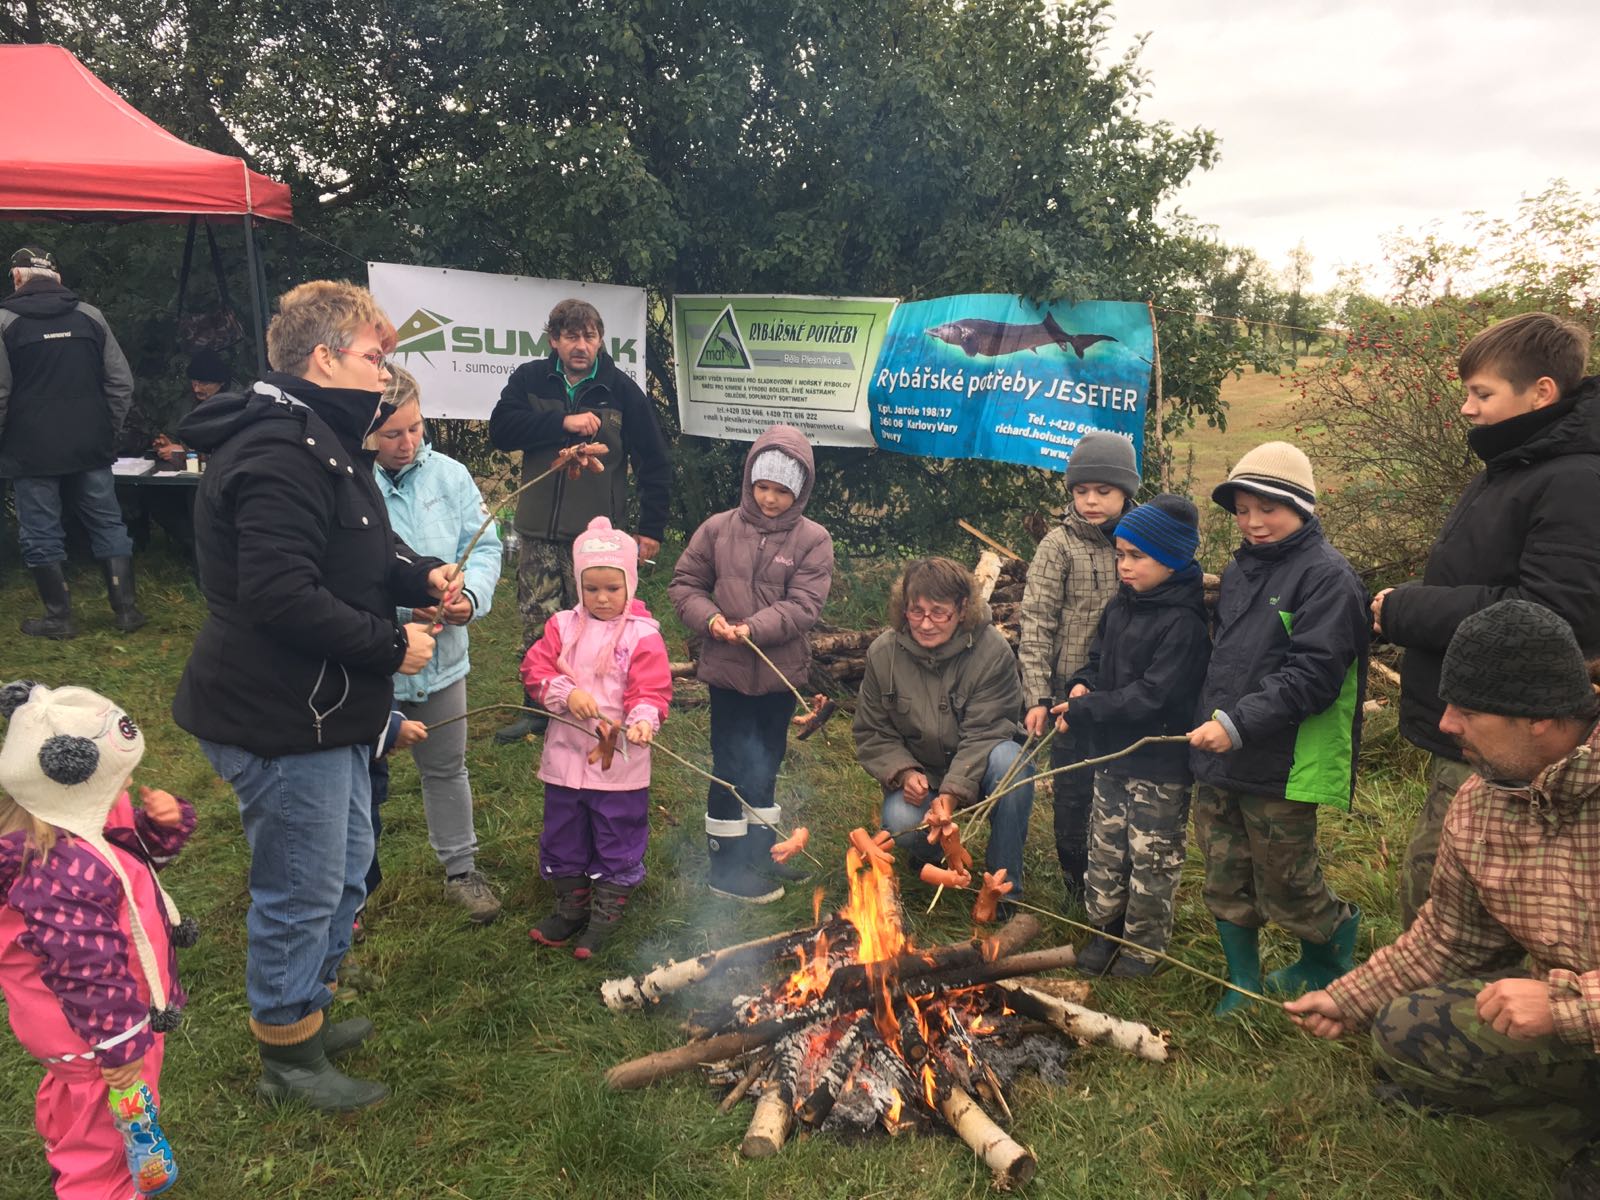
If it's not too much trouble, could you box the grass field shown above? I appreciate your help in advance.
[0,529,1558,1199]
[1169,361,1315,493]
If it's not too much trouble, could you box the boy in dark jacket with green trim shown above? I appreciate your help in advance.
[1053,495,1210,978]
[1188,442,1368,1016]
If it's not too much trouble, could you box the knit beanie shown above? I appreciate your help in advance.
[1439,600,1595,719]
[1116,494,1200,569]
[0,683,185,1025]
[750,448,806,497]
[187,349,232,384]
[1212,441,1316,518]
[1064,432,1140,496]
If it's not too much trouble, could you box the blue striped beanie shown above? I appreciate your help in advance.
[1116,494,1199,569]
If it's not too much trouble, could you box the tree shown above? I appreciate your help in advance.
[7,0,1263,551]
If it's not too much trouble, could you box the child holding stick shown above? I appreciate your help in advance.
[1052,495,1210,977]
[0,682,197,1198]
[669,424,834,904]
[522,516,671,958]
[1018,432,1138,907]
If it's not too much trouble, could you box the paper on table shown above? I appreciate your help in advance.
[111,457,155,477]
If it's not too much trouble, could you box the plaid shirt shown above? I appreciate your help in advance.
[1017,509,1118,706]
[1328,719,1600,1051]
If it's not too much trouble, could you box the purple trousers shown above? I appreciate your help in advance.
[539,784,650,887]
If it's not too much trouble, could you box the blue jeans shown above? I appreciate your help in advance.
[12,469,134,566]
[881,740,1035,900]
[200,740,373,1026]
[706,686,796,823]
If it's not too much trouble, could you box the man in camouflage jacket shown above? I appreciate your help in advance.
[1288,599,1600,1194]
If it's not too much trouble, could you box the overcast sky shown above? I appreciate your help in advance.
[1100,0,1600,291]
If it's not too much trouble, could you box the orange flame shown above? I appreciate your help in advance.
[886,1089,903,1123]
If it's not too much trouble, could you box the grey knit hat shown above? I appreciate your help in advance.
[750,448,806,497]
[1439,600,1595,718]
[1065,432,1139,495]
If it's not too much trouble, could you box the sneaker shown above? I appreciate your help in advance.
[444,869,503,924]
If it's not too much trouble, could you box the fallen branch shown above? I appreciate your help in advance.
[996,981,1170,1063]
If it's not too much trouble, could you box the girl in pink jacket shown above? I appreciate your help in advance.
[521,516,671,959]
[0,682,196,1199]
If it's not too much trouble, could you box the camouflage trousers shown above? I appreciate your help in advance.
[1192,784,1352,942]
[1083,773,1190,962]
[516,536,578,656]
[1400,754,1475,931]
[1373,979,1600,1158]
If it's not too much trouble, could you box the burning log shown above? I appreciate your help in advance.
[997,981,1170,1063]
[599,919,851,1011]
[796,1014,874,1126]
[742,1030,805,1159]
[605,941,1077,1091]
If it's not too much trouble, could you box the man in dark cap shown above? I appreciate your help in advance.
[1287,599,1600,1199]
[0,246,143,637]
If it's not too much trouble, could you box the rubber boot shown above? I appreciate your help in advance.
[529,877,591,947]
[495,694,547,743]
[573,881,631,960]
[747,819,810,882]
[101,555,149,632]
[256,1024,389,1111]
[1213,920,1263,1018]
[1266,906,1362,996]
[1076,915,1124,976]
[322,1016,375,1060]
[706,829,784,904]
[20,563,77,639]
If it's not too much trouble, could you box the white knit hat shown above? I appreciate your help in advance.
[0,682,185,1024]
[1212,441,1316,518]
[750,448,806,497]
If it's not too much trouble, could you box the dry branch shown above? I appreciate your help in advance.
[997,982,1170,1063]
[600,920,848,1011]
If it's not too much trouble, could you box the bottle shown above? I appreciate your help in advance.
[108,1082,178,1195]
[184,451,199,474]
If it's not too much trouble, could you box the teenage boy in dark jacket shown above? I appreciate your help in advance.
[1189,442,1368,1017]
[1372,313,1600,929]
[173,281,452,1112]
[488,299,672,741]
[1053,495,1210,978]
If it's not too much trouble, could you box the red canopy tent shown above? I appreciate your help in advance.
[0,43,293,366]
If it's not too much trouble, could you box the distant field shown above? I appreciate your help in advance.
[1169,358,1316,492]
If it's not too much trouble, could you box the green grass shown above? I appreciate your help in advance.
[0,539,1557,1199]
[1170,361,1317,494]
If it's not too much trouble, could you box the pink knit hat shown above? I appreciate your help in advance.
[572,516,638,599]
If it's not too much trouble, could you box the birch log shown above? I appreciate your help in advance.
[996,981,1170,1063]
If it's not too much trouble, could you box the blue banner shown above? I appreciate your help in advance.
[868,295,1153,471]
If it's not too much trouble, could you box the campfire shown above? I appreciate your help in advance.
[602,836,1171,1190]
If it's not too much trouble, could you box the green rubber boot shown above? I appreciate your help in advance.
[257,1026,389,1111]
[1213,920,1263,1018]
[1266,906,1361,996]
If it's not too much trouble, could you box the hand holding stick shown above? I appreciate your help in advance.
[735,632,839,739]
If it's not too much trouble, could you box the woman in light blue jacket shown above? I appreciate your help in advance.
[367,368,504,924]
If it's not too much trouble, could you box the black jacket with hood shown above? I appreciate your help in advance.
[1066,563,1212,784]
[171,373,442,757]
[0,279,134,477]
[1384,378,1600,760]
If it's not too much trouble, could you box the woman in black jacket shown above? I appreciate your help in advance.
[173,281,451,1111]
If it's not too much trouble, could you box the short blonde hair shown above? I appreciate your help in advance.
[266,280,394,376]
[364,365,423,451]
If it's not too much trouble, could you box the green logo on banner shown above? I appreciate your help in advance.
[394,308,452,361]
[695,305,753,371]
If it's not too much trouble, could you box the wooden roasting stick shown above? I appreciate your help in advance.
[734,632,838,740]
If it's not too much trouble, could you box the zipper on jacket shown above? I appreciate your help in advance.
[306,660,352,745]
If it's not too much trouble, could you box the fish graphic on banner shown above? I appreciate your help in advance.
[868,295,1153,472]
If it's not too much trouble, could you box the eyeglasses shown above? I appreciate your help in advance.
[333,346,389,371]
[906,606,958,626]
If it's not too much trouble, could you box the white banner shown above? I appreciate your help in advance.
[367,262,648,420]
